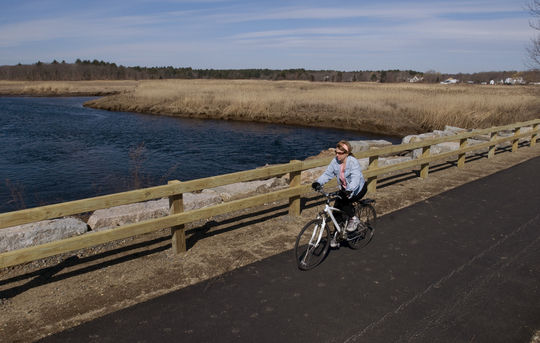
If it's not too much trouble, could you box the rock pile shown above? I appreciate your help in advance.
[87,178,287,232]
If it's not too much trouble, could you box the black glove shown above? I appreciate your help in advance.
[311,182,321,191]
[339,189,352,199]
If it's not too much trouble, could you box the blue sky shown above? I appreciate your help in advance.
[0,0,534,73]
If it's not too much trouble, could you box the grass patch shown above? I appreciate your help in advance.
[84,80,540,136]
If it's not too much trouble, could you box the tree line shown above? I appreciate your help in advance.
[0,59,538,83]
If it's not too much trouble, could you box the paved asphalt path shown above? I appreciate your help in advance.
[41,157,540,343]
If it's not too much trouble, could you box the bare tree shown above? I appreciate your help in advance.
[527,0,540,68]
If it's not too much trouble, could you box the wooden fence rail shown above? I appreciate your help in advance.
[1,119,539,268]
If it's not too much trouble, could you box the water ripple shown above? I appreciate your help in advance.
[0,97,400,212]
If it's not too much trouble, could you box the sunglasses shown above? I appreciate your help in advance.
[335,150,347,155]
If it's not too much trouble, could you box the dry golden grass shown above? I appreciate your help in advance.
[0,80,138,96]
[2,79,538,136]
[85,79,540,136]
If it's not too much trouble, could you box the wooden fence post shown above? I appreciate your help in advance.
[458,138,468,168]
[532,124,538,147]
[512,127,521,152]
[420,145,430,178]
[168,180,186,254]
[288,160,302,216]
[367,156,378,194]
[488,132,497,159]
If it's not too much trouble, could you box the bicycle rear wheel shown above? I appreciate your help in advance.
[295,219,330,270]
[348,204,376,249]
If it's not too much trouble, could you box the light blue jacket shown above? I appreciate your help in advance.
[316,155,365,197]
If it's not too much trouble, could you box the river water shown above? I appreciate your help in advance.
[0,97,400,213]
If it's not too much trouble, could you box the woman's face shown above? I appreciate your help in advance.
[335,148,348,163]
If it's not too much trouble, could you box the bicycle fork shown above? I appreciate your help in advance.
[300,219,327,266]
[310,219,326,247]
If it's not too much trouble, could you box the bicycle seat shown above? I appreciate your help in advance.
[359,198,376,205]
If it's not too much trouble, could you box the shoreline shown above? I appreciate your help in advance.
[0,80,137,98]
[82,101,410,138]
[0,91,120,97]
[1,79,539,138]
[0,84,413,137]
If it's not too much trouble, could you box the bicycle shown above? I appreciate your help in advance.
[294,188,376,271]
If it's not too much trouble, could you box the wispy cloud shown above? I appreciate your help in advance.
[228,18,529,50]
[215,1,523,22]
[0,0,532,72]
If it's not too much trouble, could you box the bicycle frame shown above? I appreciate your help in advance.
[319,203,345,235]
[315,190,351,243]
[306,195,344,251]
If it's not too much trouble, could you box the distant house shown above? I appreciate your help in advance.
[408,75,423,83]
[440,78,459,84]
[504,77,526,85]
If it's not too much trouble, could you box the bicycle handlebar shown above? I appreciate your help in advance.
[316,188,342,200]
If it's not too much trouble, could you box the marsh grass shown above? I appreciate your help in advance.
[2,79,538,136]
[84,80,540,136]
[0,80,138,96]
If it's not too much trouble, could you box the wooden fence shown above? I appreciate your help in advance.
[1,119,539,269]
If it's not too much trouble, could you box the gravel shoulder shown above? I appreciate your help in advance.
[1,145,540,342]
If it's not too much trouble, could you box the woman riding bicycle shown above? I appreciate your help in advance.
[312,140,367,232]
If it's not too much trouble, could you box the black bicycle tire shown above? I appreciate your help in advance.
[348,204,376,249]
[295,219,330,270]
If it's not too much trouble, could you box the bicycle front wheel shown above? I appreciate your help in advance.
[348,204,376,249]
[295,219,330,270]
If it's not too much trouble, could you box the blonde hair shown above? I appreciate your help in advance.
[336,140,354,156]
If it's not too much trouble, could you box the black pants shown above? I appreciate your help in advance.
[334,183,368,222]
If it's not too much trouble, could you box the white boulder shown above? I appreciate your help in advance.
[211,177,285,201]
[86,178,287,231]
[349,140,392,153]
[301,166,327,183]
[412,142,461,159]
[87,190,225,231]
[402,126,468,145]
[0,217,88,253]
[444,126,467,134]
[379,156,413,166]
[87,198,170,232]
[184,189,224,211]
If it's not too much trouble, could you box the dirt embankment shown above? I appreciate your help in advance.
[1,143,540,342]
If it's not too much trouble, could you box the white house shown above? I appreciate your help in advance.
[504,77,526,85]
